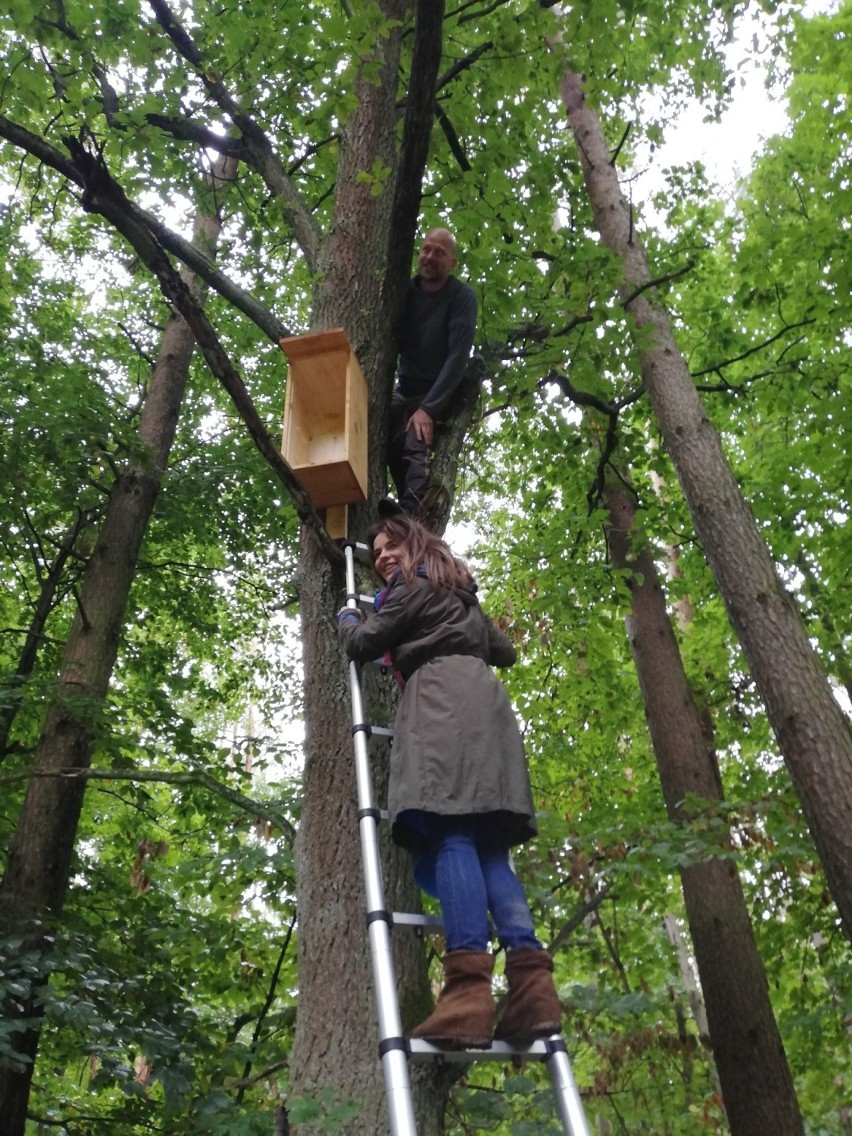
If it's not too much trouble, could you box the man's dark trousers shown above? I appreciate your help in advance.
[388,392,430,514]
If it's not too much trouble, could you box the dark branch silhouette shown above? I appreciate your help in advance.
[0,767,297,840]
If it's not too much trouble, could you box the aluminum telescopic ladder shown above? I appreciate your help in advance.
[342,540,591,1136]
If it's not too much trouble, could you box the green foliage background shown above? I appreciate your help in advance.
[1,0,849,1132]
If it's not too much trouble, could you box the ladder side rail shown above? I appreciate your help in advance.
[344,543,417,1136]
[546,1044,592,1136]
[343,544,591,1136]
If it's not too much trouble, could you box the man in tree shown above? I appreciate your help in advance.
[382,226,478,516]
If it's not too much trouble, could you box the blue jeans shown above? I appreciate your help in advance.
[413,816,542,953]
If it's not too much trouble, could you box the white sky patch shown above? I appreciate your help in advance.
[636,0,839,199]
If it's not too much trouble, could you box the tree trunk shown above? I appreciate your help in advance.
[0,155,237,1134]
[562,71,852,942]
[289,4,455,1131]
[606,481,804,1136]
[0,508,98,763]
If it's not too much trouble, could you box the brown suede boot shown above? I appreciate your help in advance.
[494,947,562,1042]
[410,950,495,1049]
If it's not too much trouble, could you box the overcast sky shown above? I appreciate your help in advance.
[640,0,837,195]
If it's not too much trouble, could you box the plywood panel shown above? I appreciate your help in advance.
[280,328,368,513]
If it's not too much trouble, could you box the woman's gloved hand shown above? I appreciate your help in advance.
[336,606,365,626]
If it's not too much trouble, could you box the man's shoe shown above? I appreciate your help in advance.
[378,496,404,518]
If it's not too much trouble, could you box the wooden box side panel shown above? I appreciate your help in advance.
[345,352,369,500]
[279,329,368,510]
[324,504,348,541]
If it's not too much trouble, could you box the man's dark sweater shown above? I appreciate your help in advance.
[396,275,478,418]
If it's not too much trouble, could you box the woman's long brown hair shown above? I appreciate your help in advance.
[366,516,473,590]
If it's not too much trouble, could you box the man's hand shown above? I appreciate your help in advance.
[406,407,434,446]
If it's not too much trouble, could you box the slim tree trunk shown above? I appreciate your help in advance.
[562,71,852,941]
[606,481,804,1136]
[0,508,97,763]
[0,155,237,1134]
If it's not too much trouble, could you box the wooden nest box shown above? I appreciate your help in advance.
[280,328,368,538]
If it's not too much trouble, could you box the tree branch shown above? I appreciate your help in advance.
[434,102,471,171]
[542,369,616,417]
[4,120,339,561]
[236,915,297,1103]
[551,309,596,338]
[435,40,493,88]
[0,112,291,343]
[145,113,246,158]
[543,369,621,512]
[144,210,292,342]
[385,0,446,300]
[148,0,321,271]
[0,767,297,840]
[73,156,339,561]
[454,0,513,26]
[690,318,815,378]
[0,510,96,765]
[548,884,613,955]
[621,259,694,309]
[226,1057,292,1092]
[610,122,631,167]
[695,363,802,393]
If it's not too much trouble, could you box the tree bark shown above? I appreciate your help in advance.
[0,155,237,1134]
[562,70,852,942]
[0,509,98,764]
[606,481,804,1136]
[289,4,455,1132]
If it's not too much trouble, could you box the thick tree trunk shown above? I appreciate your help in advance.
[562,72,852,941]
[290,4,455,1132]
[606,482,804,1136]
[0,157,236,1134]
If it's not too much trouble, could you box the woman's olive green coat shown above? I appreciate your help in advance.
[339,574,536,851]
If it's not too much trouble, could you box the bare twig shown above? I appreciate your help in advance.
[236,915,298,1103]
[548,884,613,955]
[543,369,620,512]
[610,122,631,167]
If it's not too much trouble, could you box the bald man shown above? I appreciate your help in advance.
[383,227,478,516]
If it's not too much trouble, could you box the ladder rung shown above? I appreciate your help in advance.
[344,537,589,1134]
[391,912,444,929]
[349,541,374,566]
[408,1037,562,1062]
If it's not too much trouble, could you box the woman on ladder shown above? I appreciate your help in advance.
[337,515,561,1050]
